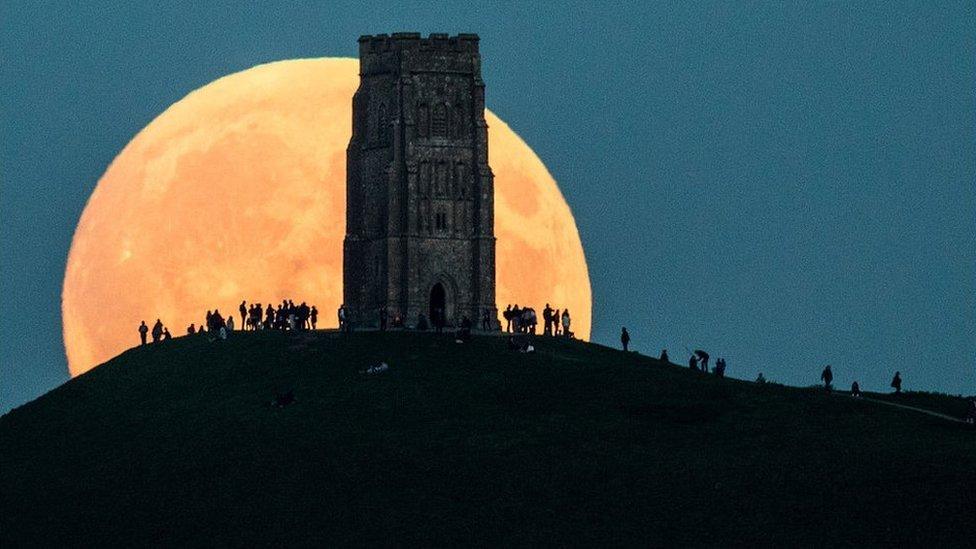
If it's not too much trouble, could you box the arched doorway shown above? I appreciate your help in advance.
[429,283,446,328]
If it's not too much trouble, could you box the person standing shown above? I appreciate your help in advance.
[689,354,699,371]
[620,327,630,351]
[151,319,164,343]
[891,371,902,394]
[311,306,318,330]
[820,365,833,392]
[226,315,235,332]
[138,321,148,345]
[851,381,861,398]
[239,300,247,331]
[660,349,669,363]
[543,304,553,336]
[561,309,571,338]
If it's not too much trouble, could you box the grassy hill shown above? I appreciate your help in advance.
[1,331,972,546]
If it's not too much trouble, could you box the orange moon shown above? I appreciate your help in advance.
[62,58,591,376]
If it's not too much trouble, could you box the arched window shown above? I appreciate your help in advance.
[453,105,464,137]
[417,103,429,137]
[377,103,388,143]
[432,103,447,138]
[455,163,466,198]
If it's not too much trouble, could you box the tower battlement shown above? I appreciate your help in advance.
[358,32,480,55]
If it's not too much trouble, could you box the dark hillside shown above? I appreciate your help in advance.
[1,332,972,546]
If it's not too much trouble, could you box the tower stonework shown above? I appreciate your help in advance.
[343,32,497,329]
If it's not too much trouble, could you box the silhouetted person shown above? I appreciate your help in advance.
[434,307,445,333]
[891,371,902,394]
[660,349,669,363]
[205,310,213,333]
[503,305,513,332]
[151,319,164,343]
[187,323,196,335]
[561,309,571,338]
[162,328,172,341]
[552,309,560,336]
[715,358,726,378]
[756,372,767,384]
[621,327,630,351]
[543,304,553,336]
[511,304,522,333]
[689,355,699,371]
[821,365,833,392]
[456,316,473,342]
[265,304,274,329]
[694,350,709,373]
[239,300,247,330]
[138,321,148,345]
[851,381,861,398]
[310,306,318,329]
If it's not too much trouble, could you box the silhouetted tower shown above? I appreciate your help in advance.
[343,32,497,329]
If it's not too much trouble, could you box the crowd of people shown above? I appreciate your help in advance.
[137,298,319,346]
[240,300,318,332]
[502,304,573,338]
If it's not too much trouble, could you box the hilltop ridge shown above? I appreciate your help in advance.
[1,331,972,546]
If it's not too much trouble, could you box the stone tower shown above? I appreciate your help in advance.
[343,32,497,329]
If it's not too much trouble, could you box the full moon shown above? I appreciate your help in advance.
[63,58,591,376]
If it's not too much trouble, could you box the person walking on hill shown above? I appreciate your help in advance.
[138,321,149,345]
[694,350,710,373]
[151,319,164,344]
[660,349,669,363]
[689,354,699,371]
[162,327,172,341]
[621,327,630,352]
[891,371,902,394]
[820,365,833,392]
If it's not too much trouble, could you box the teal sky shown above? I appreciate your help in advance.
[1,1,974,412]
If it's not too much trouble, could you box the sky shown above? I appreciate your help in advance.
[1,1,974,412]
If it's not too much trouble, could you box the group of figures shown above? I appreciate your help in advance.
[239,300,319,332]
[502,304,573,337]
[819,365,904,397]
[138,298,319,346]
[681,349,728,377]
[137,319,171,345]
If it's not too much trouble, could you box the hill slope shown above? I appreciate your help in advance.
[1,332,972,546]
